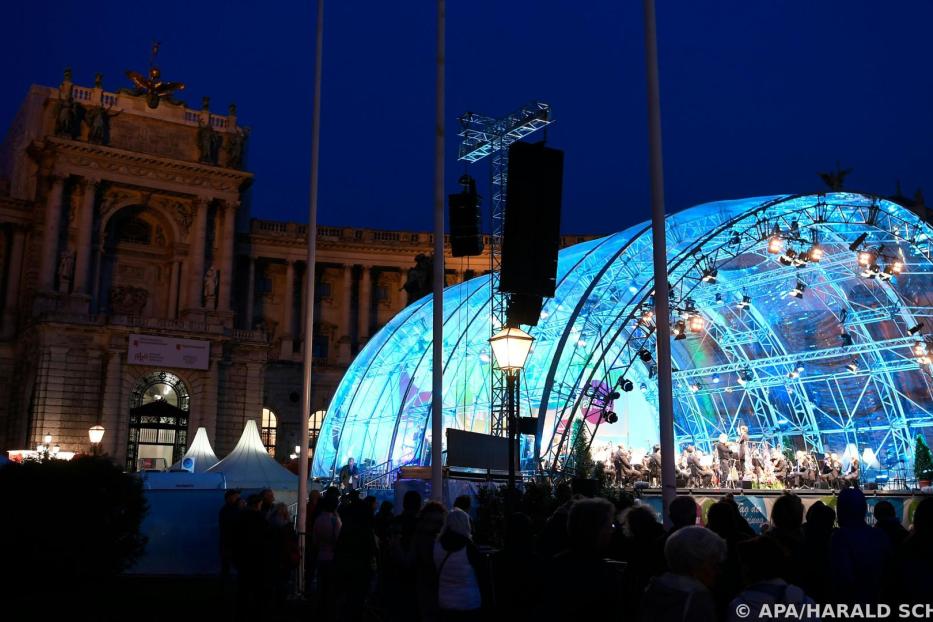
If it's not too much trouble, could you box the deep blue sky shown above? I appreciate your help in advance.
[2,1,930,236]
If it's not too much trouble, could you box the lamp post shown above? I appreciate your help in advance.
[489,327,534,494]
[89,425,105,456]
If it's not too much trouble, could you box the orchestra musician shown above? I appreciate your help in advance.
[823,453,842,489]
[687,446,713,487]
[647,444,662,486]
[771,447,788,487]
[737,425,749,478]
[611,445,624,484]
[843,456,860,488]
[716,433,733,488]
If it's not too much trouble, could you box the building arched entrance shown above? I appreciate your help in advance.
[126,371,190,471]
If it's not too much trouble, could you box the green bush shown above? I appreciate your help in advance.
[0,456,147,596]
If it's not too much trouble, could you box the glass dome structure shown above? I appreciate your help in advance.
[313,193,933,479]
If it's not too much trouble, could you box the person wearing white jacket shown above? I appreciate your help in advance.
[433,507,482,619]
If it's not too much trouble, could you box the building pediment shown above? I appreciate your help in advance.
[35,137,252,201]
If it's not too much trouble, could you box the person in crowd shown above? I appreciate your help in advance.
[536,499,573,559]
[373,500,394,544]
[706,500,751,609]
[259,488,276,519]
[764,493,806,586]
[268,502,299,611]
[873,499,907,548]
[234,493,270,616]
[830,487,892,603]
[640,525,726,622]
[453,494,472,515]
[799,500,834,603]
[894,496,933,604]
[312,487,342,619]
[615,504,665,618]
[551,498,620,617]
[434,506,484,619]
[335,493,379,621]
[414,501,448,622]
[720,493,756,537]
[304,488,322,592]
[383,491,423,621]
[494,512,541,617]
[727,536,817,622]
[218,488,241,592]
[669,495,699,531]
[339,456,360,491]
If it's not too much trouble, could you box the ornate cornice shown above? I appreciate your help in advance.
[37,137,253,199]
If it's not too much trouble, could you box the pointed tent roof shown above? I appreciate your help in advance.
[207,420,298,490]
[171,427,219,472]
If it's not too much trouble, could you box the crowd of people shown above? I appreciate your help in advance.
[604,427,865,491]
[219,484,933,621]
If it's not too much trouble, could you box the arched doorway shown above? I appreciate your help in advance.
[126,371,190,471]
[260,407,277,456]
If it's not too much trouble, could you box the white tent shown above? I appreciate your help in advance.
[170,427,219,472]
[207,419,298,491]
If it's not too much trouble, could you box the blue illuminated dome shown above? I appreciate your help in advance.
[313,193,933,478]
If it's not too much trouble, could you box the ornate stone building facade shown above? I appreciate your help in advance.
[0,71,594,468]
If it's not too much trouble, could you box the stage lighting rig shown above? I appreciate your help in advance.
[604,411,619,424]
[841,332,854,347]
[849,232,869,252]
[908,323,924,336]
[689,382,701,393]
[846,360,859,373]
[701,266,718,283]
[737,369,753,385]
[688,314,705,332]
[638,348,652,362]
[737,294,751,310]
[808,243,824,262]
[789,280,806,299]
[673,320,687,340]
[728,230,741,246]
[618,378,634,393]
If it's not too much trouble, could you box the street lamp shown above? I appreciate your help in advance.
[489,327,534,493]
[89,425,105,456]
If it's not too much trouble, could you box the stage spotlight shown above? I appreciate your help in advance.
[737,369,752,386]
[738,294,751,310]
[684,298,697,313]
[638,348,652,362]
[841,332,853,347]
[639,383,648,393]
[648,364,658,379]
[640,310,654,326]
[605,411,618,424]
[715,292,723,304]
[702,267,718,283]
[846,361,859,373]
[619,378,634,392]
[778,249,797,266]
[808,243,824,262]
[673,320,687,340]
[913,343,927,357]
[688,315,705,332]
[768,234,784,254]
[788,369,799,379]
[789,281,806,299]
[796,361,805,373]
[729,231,741,246]
[689,382,701,393]
[849,232,868,252]
[608,390,621,400]
[908,323,924,336]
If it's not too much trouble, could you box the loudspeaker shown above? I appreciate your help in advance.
[501,141,563,298]
[740,480,753,490]
[181,457,196,473]
[448,176,484,257]
[518,416,538,436]
[506,293,544,327]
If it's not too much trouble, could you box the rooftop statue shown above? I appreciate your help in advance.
[124,42,185,109]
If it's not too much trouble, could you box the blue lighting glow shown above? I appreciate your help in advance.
[313,193,933,478]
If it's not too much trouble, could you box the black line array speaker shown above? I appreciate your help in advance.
[448,176,484,257]
[506,292,544,327]
[500,141,563,298]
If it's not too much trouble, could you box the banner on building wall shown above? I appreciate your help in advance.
[128,334,210,370]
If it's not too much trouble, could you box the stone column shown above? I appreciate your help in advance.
[101,350,125,459]
[200,358,220,444]
[39,176,65,291]
[167,259,181,319]
[358,264,372,343]
[340,265,352,340]
[280,261,295,358]
[3,226,25,336]
[73,177,99,295]
[186,198,209,310]
[218,201,237,311]
[245,257,256,329]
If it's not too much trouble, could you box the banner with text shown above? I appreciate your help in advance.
[128,334,210,370]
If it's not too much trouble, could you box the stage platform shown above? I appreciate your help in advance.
[636,487,930,532]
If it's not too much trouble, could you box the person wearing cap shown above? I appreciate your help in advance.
[434,507,482,617]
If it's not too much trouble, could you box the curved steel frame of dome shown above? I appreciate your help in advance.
[312,193,933,480]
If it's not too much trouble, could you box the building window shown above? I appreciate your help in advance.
[309,410,326,453]
[312,335,329,359]
[116,216,153,245]
[316,281,332,301]
[261,407,277,456]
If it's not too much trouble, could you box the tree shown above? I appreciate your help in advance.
[570,418,594,478]
[0,456,148,603]
[915,435,933,482]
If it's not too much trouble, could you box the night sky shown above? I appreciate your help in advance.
[2,1,930,236]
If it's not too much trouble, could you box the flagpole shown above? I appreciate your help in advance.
[297,0,324,593]
[431,0,446,502]
[643,0,676,527]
